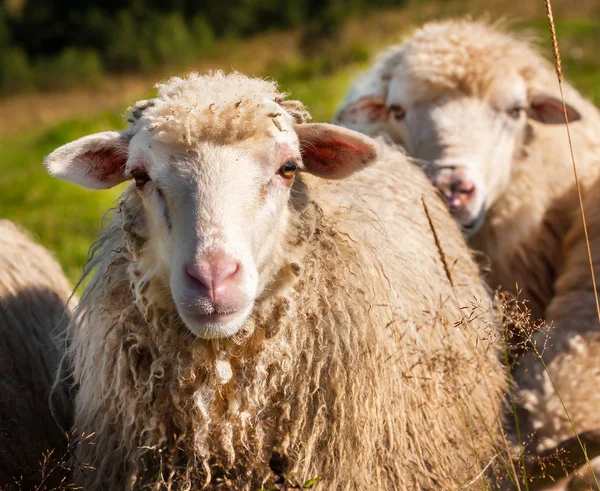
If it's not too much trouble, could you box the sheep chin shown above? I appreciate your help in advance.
[178,303,254,340]
[460,200,486,238]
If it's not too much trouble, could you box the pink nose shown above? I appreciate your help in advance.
[432,167,476,214]
[443,178,476,212]
[186,252,242,307]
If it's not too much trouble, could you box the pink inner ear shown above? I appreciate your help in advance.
[301,136,376,178]
[302,143,334,170]
[80,148,127,186]
[302,137,362,163]
[530,96,582,124]
[338,96,387,124]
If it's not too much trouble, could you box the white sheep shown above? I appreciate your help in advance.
[45,71,506,490]
[334,18,600,485]
[334,18,600,322]
[514,175,600,487]
[0,220,73,489]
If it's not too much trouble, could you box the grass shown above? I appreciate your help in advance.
[0,113,127,281]
[0,0,599,285]
[1,1,599,488]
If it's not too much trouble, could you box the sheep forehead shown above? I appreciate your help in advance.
[390,72,527,113]
[390,20,538,104]
[129,128,299,177]
[131,71,299,148]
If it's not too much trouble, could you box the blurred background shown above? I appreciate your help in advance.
[0,0,599,281]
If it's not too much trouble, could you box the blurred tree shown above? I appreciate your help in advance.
[1,0,404,93]
[0,4,33,92]
[300,0,348,57]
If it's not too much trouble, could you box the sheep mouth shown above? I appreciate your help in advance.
[459,203,486,238]
[177,304,254,339]
[182,306,243,323]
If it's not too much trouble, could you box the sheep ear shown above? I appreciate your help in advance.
[295,123,379,180]
[335,96,388,125]
[527,94,582,124]
[44,131,130,189]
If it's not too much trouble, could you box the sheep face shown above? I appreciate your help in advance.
[125,122,300,339]
[335,20,583,236]
[385,74,531,235]
[337,71,582,236]
[44,95,378,339]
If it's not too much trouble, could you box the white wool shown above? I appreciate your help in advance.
[46,72,507,490]
[129,71,310,146]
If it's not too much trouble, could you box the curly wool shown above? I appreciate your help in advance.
[65,74,507,490]
[0,220,74,489]
[375,19,542,103]
[70,175,506,490]
[128,71,310,147]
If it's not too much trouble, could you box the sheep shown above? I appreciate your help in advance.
[512,175,600,486]
[334,19,600,323]
[44,71,507,490]
[0,220,74,489]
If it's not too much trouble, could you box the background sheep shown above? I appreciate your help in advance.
[513,175,600,487]
[0,220,73,490]
[334,19,600,323]
[334,18,600,486]
[44,71,506,490]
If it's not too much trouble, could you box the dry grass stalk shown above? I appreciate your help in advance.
[544,1,600,487]
[544,0,600,329]
[422,197,454,288]
[0,431,94,491]
[498,294,600,488]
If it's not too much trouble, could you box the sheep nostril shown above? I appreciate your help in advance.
[449,178,475,196]
[186,254,243,305]
[457,183,475,196]
[186,263,211,297]
[449,179,463,192]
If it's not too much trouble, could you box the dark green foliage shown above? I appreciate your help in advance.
[0,0,403,93]
[35,48,104,90]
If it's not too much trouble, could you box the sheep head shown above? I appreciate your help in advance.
[335,20,582,236]
[44,71,378,339]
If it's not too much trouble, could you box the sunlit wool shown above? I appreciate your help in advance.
[49,72,506,490]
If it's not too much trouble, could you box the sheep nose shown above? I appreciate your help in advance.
[432,166,476,212]
[186,252,242,306]
[445,178,476,211]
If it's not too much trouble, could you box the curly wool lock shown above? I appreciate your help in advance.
[128,71,311,147]
[50,72,507,490]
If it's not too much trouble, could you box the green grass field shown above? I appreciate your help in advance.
[1,1,599,283]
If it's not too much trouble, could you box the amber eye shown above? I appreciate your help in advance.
[131,168,150,188]
[278,160,298,180]
[508,106,525,119]
[389,104,406,121]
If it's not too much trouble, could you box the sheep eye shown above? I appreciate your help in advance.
[508,106,525,119]
[278,160,298,180]
[131,169,150,188]
[389,104,406,121]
